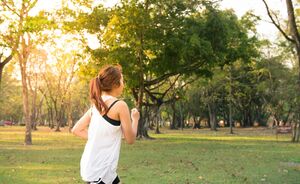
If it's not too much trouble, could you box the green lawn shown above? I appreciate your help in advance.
[0,126,299,184]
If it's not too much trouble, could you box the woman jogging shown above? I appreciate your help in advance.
[72,65,140,184]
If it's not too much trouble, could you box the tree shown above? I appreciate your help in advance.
[71,0,260,137]
[186,83,209,129]
[27,48,48,130]
[40,43,80,131]
[0,64,23,122]
[1,0,39,145]
[1,0,55,145]
[0,3,15,88]
[262,0,300,142]
[0,52,13,89]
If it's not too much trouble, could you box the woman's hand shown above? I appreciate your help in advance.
[131,108,140,122]
[119,102,139,144]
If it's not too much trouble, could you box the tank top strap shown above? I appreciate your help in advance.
[105,100,120,115]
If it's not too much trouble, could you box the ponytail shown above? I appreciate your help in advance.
[89,77,108,114]
[90,65,122,114]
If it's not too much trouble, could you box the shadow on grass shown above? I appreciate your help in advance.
[151,134,294,144]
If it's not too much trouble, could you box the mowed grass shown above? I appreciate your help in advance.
[0,126,299,184]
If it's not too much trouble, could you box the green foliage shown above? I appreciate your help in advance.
[72,0,257,90]
[184,48,299,127]
[0,67,23,122]
[256,55,299,121]
[24,12,57,33]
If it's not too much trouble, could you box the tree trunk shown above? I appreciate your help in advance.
[20,59,32,145]
[145,103,154,130]
[55,108,63,132]
[30,74,38,131]
[286,0,300,142]
[295,123,300,142]
[256,105,264,126]
[55,120,61,131]
[292,112,299,142]
[244,109,252,127]
[155,118,160,134]
[54,101,65,132]
[154,105,161,134]
[208,103,217,131]
[48,107,54,129]
[170,101,177,129]
[53,102,60,131]
[262,0,300,142]
[18,31,32,145]
[292,122,297,142]
[67,95,73,132]
[0,54,13,89]
[193,116,201,129]
[34,96,44,130]
[60,105,66,127]
[137,84,148,138]
[178,101,184,130]
[207,116,211,128]
[68,110,73,132]
[136,0,151,139]
[242,110,246,127]
[0,64,3,89]
[136,74,146,136]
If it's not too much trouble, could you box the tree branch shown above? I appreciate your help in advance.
[161,75,181,99]
[147,77,170,91]
[144,71,178,87]
[144,74,181,104]
[144,87,159,103]
[144,57,208,87]
[2,0,20,17]
[0,54,13,67]
[24,0,39,15]
[261,0,295,43]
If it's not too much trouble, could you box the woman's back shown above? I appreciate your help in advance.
[80,95,122,183]
[72,65,139,184]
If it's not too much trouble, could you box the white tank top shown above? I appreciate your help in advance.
[80,95,122,183]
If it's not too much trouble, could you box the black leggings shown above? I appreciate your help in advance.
[86,176,120,184]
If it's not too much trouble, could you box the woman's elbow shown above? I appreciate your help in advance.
[127,139,135,145]
[126,136,136,145]
[71,127,78,135]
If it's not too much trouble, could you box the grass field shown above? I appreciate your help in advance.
[0,126,299,184]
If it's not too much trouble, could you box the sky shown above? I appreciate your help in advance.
[31,0,288,43]
[220,0,287,41]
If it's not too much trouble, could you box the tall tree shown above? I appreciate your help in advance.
[262,0,300,142]
[0,52,13,89]
[0,3,14,88]
[0,64,23,122]
[27,48,48,130]
[72,0,259,137]
[1,0,54,145]
[1,0,39,145]
[41,46,79,132]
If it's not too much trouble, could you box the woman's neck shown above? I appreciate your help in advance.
[102,91,118,97]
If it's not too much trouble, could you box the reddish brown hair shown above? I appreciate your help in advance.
[90,65,122,114]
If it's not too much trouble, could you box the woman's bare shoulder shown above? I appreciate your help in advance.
[115,99,128,108]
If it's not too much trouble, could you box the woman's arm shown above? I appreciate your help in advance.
[118,101,139,144]
[71,109,91,139]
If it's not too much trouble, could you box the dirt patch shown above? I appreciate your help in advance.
[280,162,300,170]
